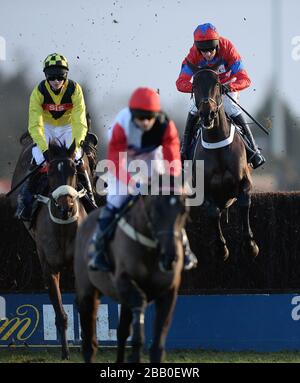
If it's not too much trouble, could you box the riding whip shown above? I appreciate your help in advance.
[224,91,269,135]
[6,160,46,198]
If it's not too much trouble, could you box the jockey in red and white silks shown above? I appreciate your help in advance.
[106,88,181,209]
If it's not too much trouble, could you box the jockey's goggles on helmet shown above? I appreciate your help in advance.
[44,66,68,80]
[131,109,158,121]
[199,47,216,53]
[195,39,219,52]
[47,74,67,82]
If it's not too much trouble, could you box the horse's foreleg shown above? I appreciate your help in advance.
[47,272,70,360]
[237,190,259,257]
[116,272,147,363]
[76,288,99,363]
[149,288,178,363]
[116,304,132,363]
[206,202,229,260]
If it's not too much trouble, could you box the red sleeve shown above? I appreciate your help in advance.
[221,39,251,92]
[107,123,131,184]
[162,120,181,177]
[176,46,200,93]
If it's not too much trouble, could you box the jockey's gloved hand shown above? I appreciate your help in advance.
[43,150,50,163]
[221,83,231,94]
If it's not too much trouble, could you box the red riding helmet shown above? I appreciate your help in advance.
[194,23,220,51]
[129,87,161,112]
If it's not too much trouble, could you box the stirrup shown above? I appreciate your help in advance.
[250,153,266,169]
[15,205,31,221]
[183,252,198,271]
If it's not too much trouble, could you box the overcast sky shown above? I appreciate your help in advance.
[1,0,300,130]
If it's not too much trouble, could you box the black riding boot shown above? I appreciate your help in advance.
[182,228,198,270]
[88,205,116,271]
[181,113,199,161]
[231,113,266,169]
[83,131,98,174]
[15,164,37,221]
[78,168,98,210]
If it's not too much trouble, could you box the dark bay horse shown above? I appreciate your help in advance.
[75,183,188,363]
[10,140,88,359]
[188,61,259,260]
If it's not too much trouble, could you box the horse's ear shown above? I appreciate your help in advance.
[68,140,76,157]
[186,60,200,75]
[86,112,91,131]
[48,139,57,156]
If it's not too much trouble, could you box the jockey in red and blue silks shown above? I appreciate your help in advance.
[176,23,265,169]
[87,87,197,272]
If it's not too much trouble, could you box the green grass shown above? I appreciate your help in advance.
[1,347,300,363]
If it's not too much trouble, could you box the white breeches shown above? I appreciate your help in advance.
[106,176,129,209]
[106,148,165,209]
[189,92,241,117]
[32,124,82,165]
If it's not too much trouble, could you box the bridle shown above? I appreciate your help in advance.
[36,157,86,224]
[192,68,223,129]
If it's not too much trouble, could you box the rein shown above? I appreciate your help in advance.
[118,193,181,250]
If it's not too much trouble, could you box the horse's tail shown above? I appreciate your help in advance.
[20,131,33,146]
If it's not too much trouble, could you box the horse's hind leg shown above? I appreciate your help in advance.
[76,286,99,363]
[47,272,70,360]
[116,304,132,363]
[149,288,178,363]
[237,188,259,258]
[115,272,147,363]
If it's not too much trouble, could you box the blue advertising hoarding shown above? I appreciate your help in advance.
[1,293,300,351]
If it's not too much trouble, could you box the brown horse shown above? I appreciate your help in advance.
[9,140,88,359]
[187,62,259,260]
[74,182,188,363]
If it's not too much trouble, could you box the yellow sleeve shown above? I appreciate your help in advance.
[71,83,88,148]
[28,86,48,152]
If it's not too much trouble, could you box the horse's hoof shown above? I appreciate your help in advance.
[62,352,70,361]
[249,240,259,258]
[243,240,259,258]
[223,245,230,261]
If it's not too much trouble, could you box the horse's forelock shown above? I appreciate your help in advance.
[48,140,70,159]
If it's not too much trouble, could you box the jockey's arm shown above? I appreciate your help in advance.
[176,46,199,93]
[223,43,251,92]
[71,83,88,148]
[107,122,132,185]
[28,86,48,153]
[161,120,182,177]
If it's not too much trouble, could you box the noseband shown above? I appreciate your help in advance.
[193,69,223,129]
[36,157,86,224]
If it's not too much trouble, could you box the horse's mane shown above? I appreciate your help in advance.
[48,140,76,159]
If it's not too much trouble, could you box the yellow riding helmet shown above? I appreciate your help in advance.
[43,53,69,72]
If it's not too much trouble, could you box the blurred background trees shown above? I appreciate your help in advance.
[1,68,300,192]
